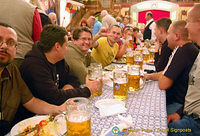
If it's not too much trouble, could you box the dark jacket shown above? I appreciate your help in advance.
[154,40,172,72]
[19,42,91,105]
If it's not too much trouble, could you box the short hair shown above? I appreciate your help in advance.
[72,27,93,40]
[124,16,130,20]
[39,24,67,52]
[190,4,200,22]
[0,22,13,29]
[156,18,172,33]
[124,26,133,33]
[89,16,96,21]
[48,12,56,18]
[146,12,153,18]
[101,10,108,16]
[109,24,122,34]
[172,20,188,41]
[133,27,139,32]
[116,17,122,23]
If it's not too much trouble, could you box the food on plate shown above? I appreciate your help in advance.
[104,65,115,71]
[113,58,126,64]
[17,115,60,136]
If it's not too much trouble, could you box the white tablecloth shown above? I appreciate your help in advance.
[90,64,168,136]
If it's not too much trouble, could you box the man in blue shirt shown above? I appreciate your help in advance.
[88,16,102,34]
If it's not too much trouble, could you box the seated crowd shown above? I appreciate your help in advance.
[0,2,200,136]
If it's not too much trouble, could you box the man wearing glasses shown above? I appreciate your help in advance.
[64,27,97,84]
[0,22,65,135]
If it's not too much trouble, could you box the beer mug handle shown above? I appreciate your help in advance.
[140,76,146,90]
[53,114,67,136]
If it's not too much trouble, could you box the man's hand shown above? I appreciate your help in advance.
[85,75,103,95]
[98,27,108,37]
[167,113,181,124]
[144,73,151,81]
[62,84,74,90]
[155,41,162,54]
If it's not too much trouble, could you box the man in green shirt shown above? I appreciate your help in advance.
[0,22,65,135]
[65,27,96,84]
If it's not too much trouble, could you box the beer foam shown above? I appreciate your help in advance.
[68,112,90,123]
[114,80,127,84]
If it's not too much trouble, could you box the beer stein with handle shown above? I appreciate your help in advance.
[54,97,91,136]
[113,70,128,100]
[88,62,103,97]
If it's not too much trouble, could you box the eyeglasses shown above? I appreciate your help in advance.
[0,40,17,48]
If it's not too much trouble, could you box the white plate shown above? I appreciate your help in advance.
[95,99,125,109]
[11,115,47,136]
[10,115,66,136]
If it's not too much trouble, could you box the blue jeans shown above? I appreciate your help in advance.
[168,115,200,136]
[167,102,183,115]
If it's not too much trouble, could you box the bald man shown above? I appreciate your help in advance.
[144,20,199,118]
[168,4,200,136]
[100,10,117,29]
[48,12,57,24]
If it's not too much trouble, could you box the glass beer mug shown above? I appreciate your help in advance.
[113,70,128,100]
[149,46,155,60]
[134,51,143,70]
[128,65,140,92]
[142,48,150,63]
[127,36,133,48]
[126,49,134,65]
[88,62,102,97]
[54,97,91,136]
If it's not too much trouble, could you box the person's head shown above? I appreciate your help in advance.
[88,16,96,26]
[145,12,153,21]
[167,20,189,49]
[108,24,122,44]
[116,16,122,23]
[185,4,200,45]
[0,22,17,67]
[72,27,93,53]
[154,18,172,43]
[80,18,89,27]
[123,16,130,25]
[124,27,133,39]
[132,27,139,38]
[39,24,68,61]
[101,10,108,18]
[48,12,57,24]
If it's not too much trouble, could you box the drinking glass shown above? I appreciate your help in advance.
[142,48,150,63]
[88,63,102,97]
[134,51,143,70]
[54,97,91,136]
[113,70,128,100]
[126,50,134,65]
[128,65,140,92]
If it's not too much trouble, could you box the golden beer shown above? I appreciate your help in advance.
[150,51,155,60]
[126,56,134,65]
[67,112,91,136]
[143,53,150,63]
[127,40,133,48]
[134,60,143,70]
[113,82,128,100]
[128,74,140,91]
[90,88,102,97]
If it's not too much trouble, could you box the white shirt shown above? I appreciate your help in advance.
[146,18,156,41]
[102,14,117,28]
